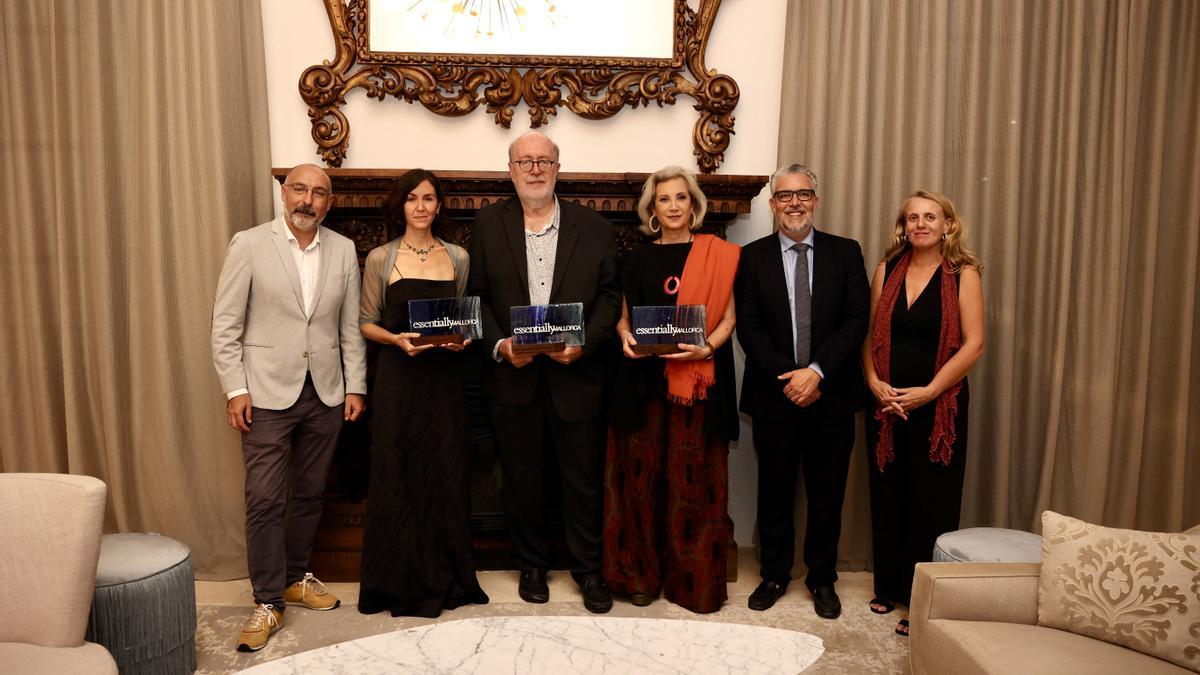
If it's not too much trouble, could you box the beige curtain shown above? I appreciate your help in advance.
[0,1,273,578]
[778,0,1200,571]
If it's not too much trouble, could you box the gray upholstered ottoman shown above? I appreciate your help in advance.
[933,527,1042,563]
[86,533,197,674]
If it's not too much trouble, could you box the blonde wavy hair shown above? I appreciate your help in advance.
[882,190,982,274]
[635,166,708,236]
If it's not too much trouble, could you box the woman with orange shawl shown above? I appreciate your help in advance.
[862,191,985,636]
[602,166,740,614]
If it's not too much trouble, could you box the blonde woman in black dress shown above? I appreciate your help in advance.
[862,190,984,636]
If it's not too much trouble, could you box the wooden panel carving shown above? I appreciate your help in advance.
[274,168,768,259]
[300,0,740,173]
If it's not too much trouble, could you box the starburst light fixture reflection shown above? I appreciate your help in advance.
[406,0,564,38]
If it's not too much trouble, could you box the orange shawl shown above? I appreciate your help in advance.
[666,234,740,405]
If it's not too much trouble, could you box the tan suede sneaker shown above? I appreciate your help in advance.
[282,572,340,610]
[236,603,282,652]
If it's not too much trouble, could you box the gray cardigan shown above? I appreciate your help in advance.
[359,237,470,326]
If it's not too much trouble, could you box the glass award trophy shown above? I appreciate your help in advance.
[510,302,586,355]
[630,304,707,354]
[408,296,483,346]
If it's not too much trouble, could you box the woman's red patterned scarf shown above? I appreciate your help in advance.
[870,250,962,472]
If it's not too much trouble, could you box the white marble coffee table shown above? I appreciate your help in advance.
[238,616,824,674]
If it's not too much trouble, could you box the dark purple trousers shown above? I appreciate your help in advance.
[241,378,342,607]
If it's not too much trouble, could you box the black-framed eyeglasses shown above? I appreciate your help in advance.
[773,189,816,203]
[284,182,331,199]
[510,159,559,173]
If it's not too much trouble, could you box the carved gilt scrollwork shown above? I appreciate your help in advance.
[301,0,740,173]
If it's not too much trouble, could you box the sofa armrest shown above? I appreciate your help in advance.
[909,562,1041,675]
[0,474,107,647]
[911,561,1040,627]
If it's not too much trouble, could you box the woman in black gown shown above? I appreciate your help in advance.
[357,169,488,617]
[862,190,984,636]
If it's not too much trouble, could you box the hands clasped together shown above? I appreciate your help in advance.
[867,377,936,420]
[777,367,821,407]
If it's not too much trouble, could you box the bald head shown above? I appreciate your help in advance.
[285,163,332,191]
[508,132,560,163]
[281,163,333,232]
[507,132,561,208]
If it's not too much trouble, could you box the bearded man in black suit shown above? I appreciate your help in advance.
[468,131,620,613]
[734,163,870,618]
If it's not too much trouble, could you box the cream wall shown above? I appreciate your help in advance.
[260,0,790,544]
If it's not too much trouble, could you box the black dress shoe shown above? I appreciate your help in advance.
[811,584,841,619]
[748,579,788,611]
[518,569,549,604]
[578,574,613,614]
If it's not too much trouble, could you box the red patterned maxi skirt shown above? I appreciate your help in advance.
[602,397,729,613]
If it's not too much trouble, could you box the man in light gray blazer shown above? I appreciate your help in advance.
[211,163,366,652]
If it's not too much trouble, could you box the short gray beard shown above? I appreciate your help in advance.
[776,216,813,239]
[289,211,322,231]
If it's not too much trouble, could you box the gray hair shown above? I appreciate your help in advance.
[508,131,560,162]
[635,165,709,235]
[769,163,819,194]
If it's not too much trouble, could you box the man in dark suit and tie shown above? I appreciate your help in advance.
[468,131,620,613]
[734,163,870,618]
[211,164,367,651]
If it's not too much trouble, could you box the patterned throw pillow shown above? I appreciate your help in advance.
[1038,510,1200,672]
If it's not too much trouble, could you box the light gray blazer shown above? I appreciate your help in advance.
[211,217,368,410]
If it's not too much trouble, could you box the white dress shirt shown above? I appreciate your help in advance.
[285,225,322,318]
[524,202,560,306]
[493,200,561,361]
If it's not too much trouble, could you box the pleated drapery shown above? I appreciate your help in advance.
[0,1,273,578]
[3,0,1197,583]
[778,0,1200,573]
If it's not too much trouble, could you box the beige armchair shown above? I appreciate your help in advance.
[0,473,118,674]
[909,532,1200,675]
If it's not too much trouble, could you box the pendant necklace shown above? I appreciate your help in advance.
[657,231,695,245]
[402,238,436,263]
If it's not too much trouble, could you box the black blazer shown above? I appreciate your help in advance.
[734,229,870,420]
[468,197,620,421]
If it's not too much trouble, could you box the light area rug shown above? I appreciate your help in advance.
[236,616,825,674]
[197,599,909,674]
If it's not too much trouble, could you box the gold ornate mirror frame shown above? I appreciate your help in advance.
[300,0,740,173]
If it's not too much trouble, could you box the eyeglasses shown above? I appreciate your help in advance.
[509,159,559,173]
[773,189,816,203]
[284,182,331,199]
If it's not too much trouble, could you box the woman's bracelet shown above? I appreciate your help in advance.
[704,340,716,359]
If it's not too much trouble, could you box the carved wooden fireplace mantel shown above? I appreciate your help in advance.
[273,167,768,580]
[272,168,769,259]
